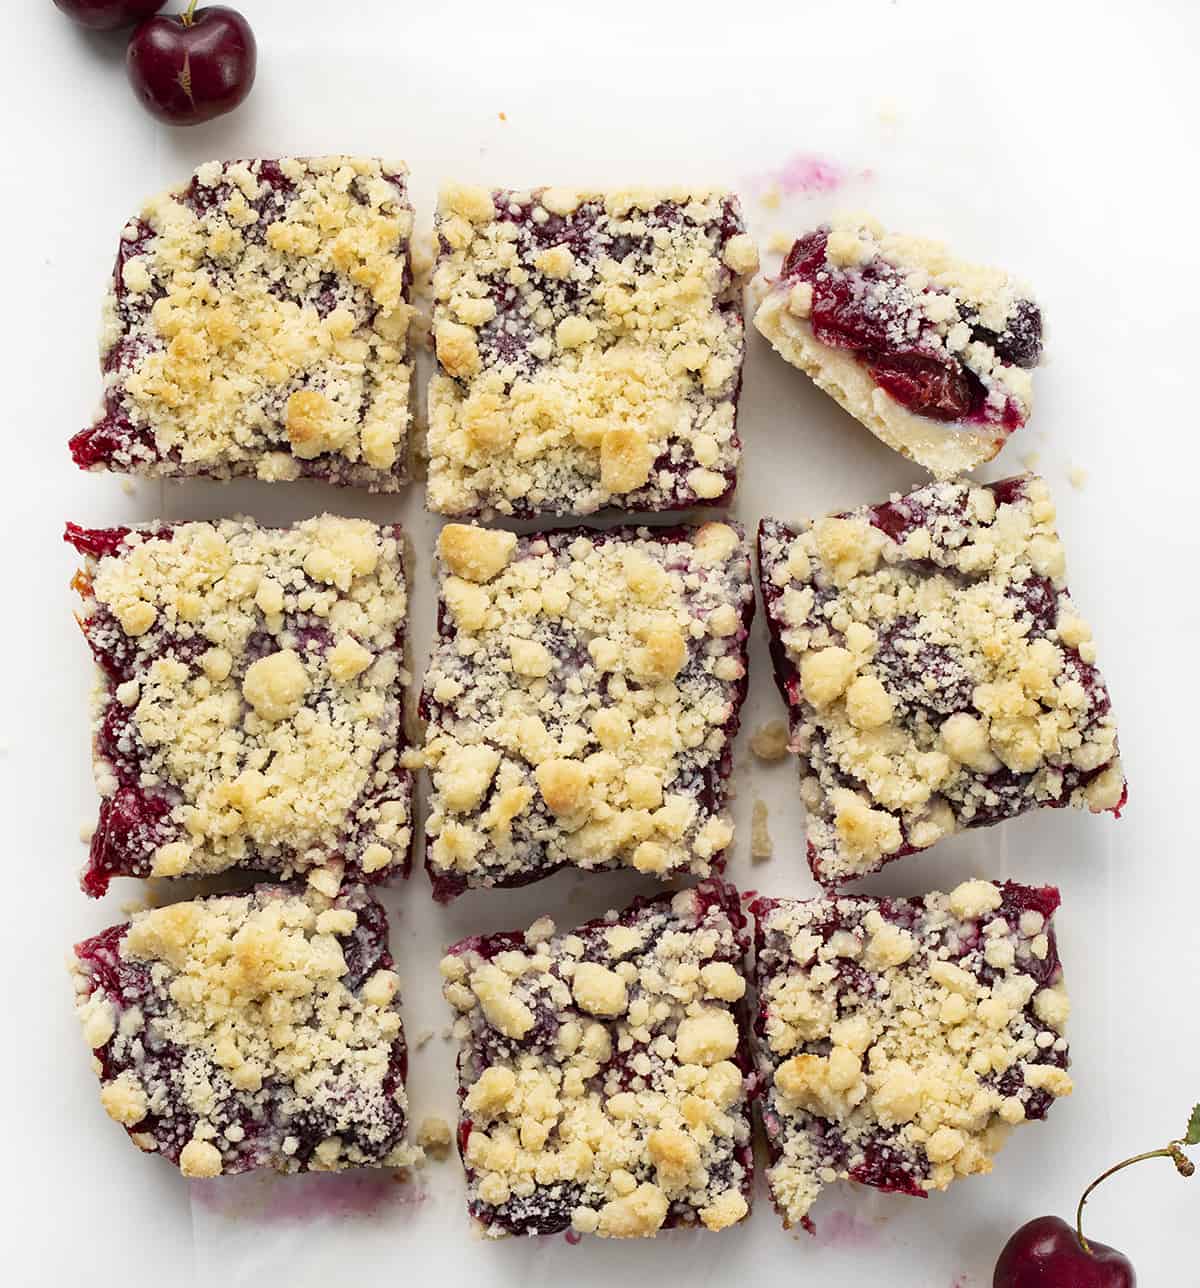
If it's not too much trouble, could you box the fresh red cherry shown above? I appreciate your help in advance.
[126,2,255,126]
[993,1216,1133,1287]
[54,0,164,30]
[993,1104,1199,1288]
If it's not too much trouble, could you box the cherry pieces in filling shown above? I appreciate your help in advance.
[70,157,415,490]
[427,185,758,517]
[71,883,416,1178]
[440,879,753,1238]
[751,880,1071,1227]
[758,475,1125,886]
[65,516,413,897]
[421,521,754,899]
[754,214,1042,477]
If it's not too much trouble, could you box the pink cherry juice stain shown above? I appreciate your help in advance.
[193,1169,425,1223]
[774,154,846,195]
[812,1208,880,1247]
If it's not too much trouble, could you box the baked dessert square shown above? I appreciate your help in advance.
[421,520,754,899]
[70,157,414,489]
[71,883,417,1178]
[440,879,753,1238]
[755,214,1042,477]
[758,475,1125,886]
[66,515,413,896]
[751,880,1071,1226]
[427,185,757,517]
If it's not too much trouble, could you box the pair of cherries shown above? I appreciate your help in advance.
[53,1,255,125]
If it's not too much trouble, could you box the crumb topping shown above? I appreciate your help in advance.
[427,186,755,517]
[758,476,1124,884]
[75,157,414,489]
[755,214,1042,477]
[71,884,417,1176]
[753,881,1071,1224]
[421,522,753,896]
[67,516,412,894]
[442,881,752,1238]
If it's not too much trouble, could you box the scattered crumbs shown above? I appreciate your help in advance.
[440,1025,455,1041]
[750,719,790,762]
[416,1116,453,1157]
[414,1029,434,1050]
[498,111,507,122]
[760,186,782,211]
[120,478,137,496]
[876,98,903,128]
[1021,450,1041,470]
[751,798,773,861]
[1068,465,1088,491]
[767,231,793,255]
[79,820,96,844]
[118,896,152,917]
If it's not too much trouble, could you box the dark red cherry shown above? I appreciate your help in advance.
[126,3,255,126]
[994,1216,1134,1287]
[54,0,164,30]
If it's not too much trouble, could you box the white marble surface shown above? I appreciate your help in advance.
[6,1,1199,1283]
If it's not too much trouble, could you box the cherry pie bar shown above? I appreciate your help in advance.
[71,883,417,1178]
[421,521,753,899]
[70,157,414,489]
[66,515,413,897]
[441,880,753,1238]
[426,185,757,517]
[758,475,1125,885]
[751,880,1071,1226]
[755,214,1042,477]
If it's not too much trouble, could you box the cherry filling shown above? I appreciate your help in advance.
[780,229,1039,427]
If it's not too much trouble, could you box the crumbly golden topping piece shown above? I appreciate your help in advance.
[421,522,754,897]
[752,881,1071,1225]
[71,884,418,1176]
[427,186,756,517]
[442,881,752,1238]
[758,476,1124,884]
[754,214,1042,478]
[74,158,414,490]
[67,516,411,895]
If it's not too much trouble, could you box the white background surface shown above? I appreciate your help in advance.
[5,1,1199,1283]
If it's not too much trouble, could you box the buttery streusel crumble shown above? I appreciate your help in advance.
[758,475,1125,885]
[427,185,757,517]
[72,883,418,1177]
[442,880,753,1238]
[66,516,413,896]
[70,157,414,489]
[752,881,1071,1226]
[421,521,754,899]
[755,214,1042,477]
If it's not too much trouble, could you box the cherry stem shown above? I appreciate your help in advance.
[181,0,199,25]
[1075,1142,1194,1256]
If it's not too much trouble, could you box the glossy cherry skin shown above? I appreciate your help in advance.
[54,0,164,30]
[126,6,255,125]
[994,1217,1135,1287]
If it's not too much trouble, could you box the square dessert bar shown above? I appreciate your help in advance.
[421,520,754,899]
[427,184,758,517]
[755,214,1042,477]
[758,475,1125,886]
[66,515,413,896]
[71,883,417,1178]
[752,880,1072,1226]
[441,880,753,1238]
[70,157,414,489]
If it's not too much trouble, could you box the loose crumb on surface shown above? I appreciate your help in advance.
[416,1116,453,1157]
[120,479,137,496]
[760,187,782,211]
[750,720,790,762]
[414,1029,434,1050]
[498,111,507,121]
[767,231,793,255]
[1067,465,1088,491]
[1021,450,1041,470]
[751,798,773,860]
